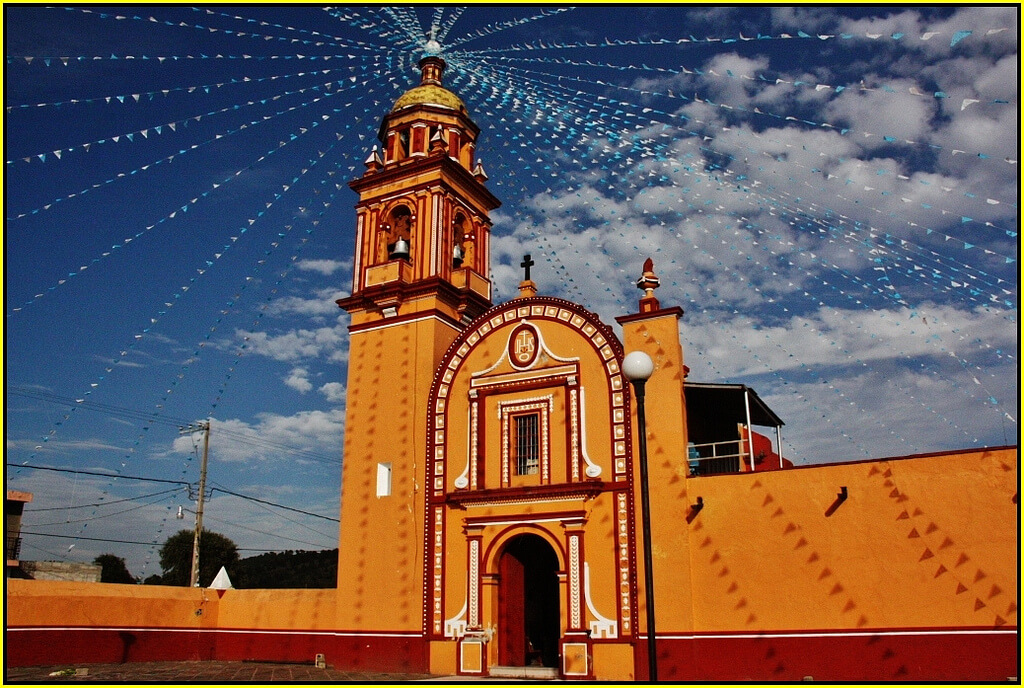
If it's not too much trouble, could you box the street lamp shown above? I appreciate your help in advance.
[622,350,658,682]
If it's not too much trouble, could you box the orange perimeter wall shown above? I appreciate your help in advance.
[5,582,338,667]
[648,446,1019,681]
[5,447,1018,680]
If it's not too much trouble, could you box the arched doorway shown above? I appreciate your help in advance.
[498,534,561,668]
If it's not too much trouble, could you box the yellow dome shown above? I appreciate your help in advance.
[391,84,466,113]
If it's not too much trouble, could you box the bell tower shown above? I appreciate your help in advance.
[339,55,499,326]
[334,55,500,666]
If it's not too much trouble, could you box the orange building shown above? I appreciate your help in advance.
[328,55,1018,681]
[5,54,1017,682]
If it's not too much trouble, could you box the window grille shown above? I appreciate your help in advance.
[515,413,540,475]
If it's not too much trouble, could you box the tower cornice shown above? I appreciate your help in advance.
[350,153,501,213]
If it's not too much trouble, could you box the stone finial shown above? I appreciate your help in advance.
[429,127,448,154]
[636,257,661,312]
[364,145,383,172]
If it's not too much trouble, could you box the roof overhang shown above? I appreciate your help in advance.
[684,382,784,428]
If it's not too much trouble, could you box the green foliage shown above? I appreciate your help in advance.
[158,529,239,587]
[145,532,335,588]
[232,549,338,589]
[93,553,137,584]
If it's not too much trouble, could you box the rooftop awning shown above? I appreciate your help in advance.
[683,382,784,428]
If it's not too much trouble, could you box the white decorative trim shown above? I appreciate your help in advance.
[353,214,365,292]
[468,539,480,628]
[569,389,580,481]
[431,193,442,276]
[431,506,445,635]
[584,562,618,639]
[497,396,553,485]
[578,387,603,478]
[617,493,631,634]
[454,403,474,490]
[569,535,582,629]
[444,599,468,639]
[351,313,462,335]
[472,320,580,378]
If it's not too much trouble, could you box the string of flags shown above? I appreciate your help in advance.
[8,6,1015,500]
[483,52,1015,111]
[468,57,1016,166]
[464,25,1010,53]
[457,58,1018,267]
[7,85,378,315]
[21,107,359,533]
[453,46,1014,424]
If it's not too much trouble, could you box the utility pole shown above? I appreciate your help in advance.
[179,420,210,587]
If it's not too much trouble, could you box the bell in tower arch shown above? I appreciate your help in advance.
[384,205,414,262]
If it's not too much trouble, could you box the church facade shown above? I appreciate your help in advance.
[330,55,1018,681]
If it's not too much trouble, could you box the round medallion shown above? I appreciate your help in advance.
[508,323,539,368]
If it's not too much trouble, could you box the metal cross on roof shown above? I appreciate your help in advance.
[520,253,535,281]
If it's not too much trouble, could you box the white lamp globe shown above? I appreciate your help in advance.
[622,351,655,382]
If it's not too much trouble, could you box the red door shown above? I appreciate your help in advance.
[498,547,526,666]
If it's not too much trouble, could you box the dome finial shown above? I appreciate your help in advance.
[419,55,446,87]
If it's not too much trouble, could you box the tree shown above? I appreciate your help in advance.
[158,529,239,587]
[93,553,137,584]
[232,549,338,588]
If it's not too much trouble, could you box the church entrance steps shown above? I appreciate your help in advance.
[487,666,560,680]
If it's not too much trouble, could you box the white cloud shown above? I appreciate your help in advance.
[283,367,313,394]
[237,325,349,363]
[297,258,350,275]
[171,410,344,466]
[318,382,346,403]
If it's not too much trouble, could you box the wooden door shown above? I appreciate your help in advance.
[498,547,526,666]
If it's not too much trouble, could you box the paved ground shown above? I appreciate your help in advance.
[3,660,440,683]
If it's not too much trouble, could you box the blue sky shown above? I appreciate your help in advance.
[4,6,1018,579]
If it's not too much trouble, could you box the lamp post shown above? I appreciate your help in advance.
[622,350,657,682]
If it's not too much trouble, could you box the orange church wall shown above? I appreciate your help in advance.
[5,580,215,665]
[653,447,1018,681]
[5,582,344,668]
[333,314,460,673]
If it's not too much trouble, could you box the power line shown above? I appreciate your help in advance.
[7,462,191,486]
[9,386,343,466]
[29,491,182,527]
[211,486,339,522]
[8,386,194,428]
[27,487,185,512]
[21,531,161,547]
[211,480,335,540]
[11,463,338,525]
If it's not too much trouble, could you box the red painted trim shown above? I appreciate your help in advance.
[5,627,429,673]
[8,625,1014,680]
[5,628,213,666]
[651,629,1019,682]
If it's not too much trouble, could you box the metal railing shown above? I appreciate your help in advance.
[687,439,748,476]
[6,536,23,562]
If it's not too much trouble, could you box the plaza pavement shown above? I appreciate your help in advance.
[3,660,447,683]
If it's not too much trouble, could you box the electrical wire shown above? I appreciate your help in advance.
[210,485,339,522]
[29,491,182,527]
[7,462,191,486]
[26,487,185,512]
[8,386,343,465]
